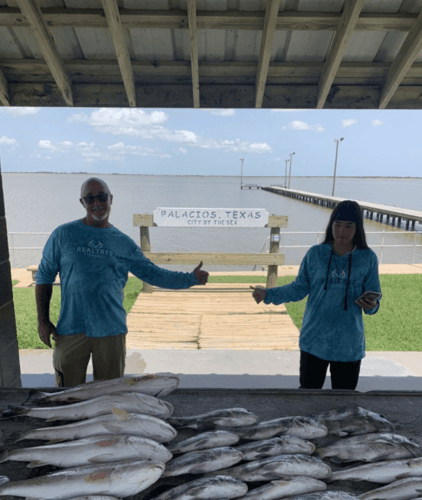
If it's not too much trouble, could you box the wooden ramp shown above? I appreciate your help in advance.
[126,284,300,350]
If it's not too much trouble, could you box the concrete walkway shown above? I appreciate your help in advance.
[11,265,422,391]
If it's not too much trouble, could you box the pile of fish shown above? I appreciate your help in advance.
[0,374,422,500]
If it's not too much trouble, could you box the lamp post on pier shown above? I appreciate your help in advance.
[284,159,289,187]
[288,152,295,189]
[332,138,344,197]
[240,158,244,189]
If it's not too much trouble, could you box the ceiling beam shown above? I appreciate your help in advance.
[187,0,200,108]
[317,0,365,109]
[0,9,419,32]
[0,69,10,106]
[14,0,73,106]
[379,7,422,109]
[101,0,136,107]
[255,0,281,108]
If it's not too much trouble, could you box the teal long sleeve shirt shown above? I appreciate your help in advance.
[36,220,199,338]
[264,243,381,362]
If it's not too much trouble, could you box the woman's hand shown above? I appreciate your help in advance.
[251,286,266,304]
[355,297,377,310]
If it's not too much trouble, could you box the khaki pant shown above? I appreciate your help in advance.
[53,332,126,387]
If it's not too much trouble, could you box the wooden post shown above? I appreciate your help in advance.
[266,227,280,289]
[140,226,153,293]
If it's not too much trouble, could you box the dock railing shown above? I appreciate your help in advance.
[7,229,422,272]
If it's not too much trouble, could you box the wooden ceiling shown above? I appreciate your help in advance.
[2,0,422,109]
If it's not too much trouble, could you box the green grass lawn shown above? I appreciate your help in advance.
[12,274,422,351]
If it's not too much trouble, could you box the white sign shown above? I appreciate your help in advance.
[153,208,269,227]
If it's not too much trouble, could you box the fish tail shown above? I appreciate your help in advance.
[315,447,327,458]
[0,475,9,486]
[0,406,27,419]
[0,451,9,464]
[21,389,45,406]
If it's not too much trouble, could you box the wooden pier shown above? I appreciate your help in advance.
[241,184,261,190]
[262,186,422,231]
[126,283,299,350]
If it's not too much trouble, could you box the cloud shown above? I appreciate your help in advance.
[206,109,236,116]
[39,140,57,151]
[0,107,41,117]
[180,147,188,154]
[0,135,18,146]
[282,121,325,133]
[342,119,358,128]
[107,142,170,158]
[70,109,272,154]
[371,119,384,127]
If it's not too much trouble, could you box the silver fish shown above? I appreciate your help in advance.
[16,411,177,443]
[237,436,316,461]
[287,493,360,499]
[329,457,422,484]
[168,430,240,454]
[168,408,259,430]
[8,391,173,421]
[0,459,164,499]
[163,446,243,476]
[64,497,122,500]
[236,476,327,499]
[150,475,248,500]
[207,454,331,481]
[359,477,422,499]
[318,433,421,463]
[314,406,394,437]
[0,434,172,468]
[233,417,327,441]
[32,373,180,404]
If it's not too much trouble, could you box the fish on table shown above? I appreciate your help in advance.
[162,446,243,476]
[3,391,174,421]
[168,408,259,430]
[28,373,180,405]
[0,459,164,499]
[237,436,316,461]
[16,410,177,443]
[149,475,248,500]
[328,457,422,484]
[0,434,172,468]
[358,476,422,499]
[285,493,360,499]
[313,406,394,437]
[206,454,332,482]
[168,430,240,454]
[231,416,327,441]
[235,476,327,499]
[317,433,421,463]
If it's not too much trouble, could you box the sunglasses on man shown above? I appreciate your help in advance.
[83,193,109,204]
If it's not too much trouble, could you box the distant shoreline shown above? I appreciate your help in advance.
[3,172,422,180]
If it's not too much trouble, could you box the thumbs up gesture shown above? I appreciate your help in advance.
[193,261,209,285]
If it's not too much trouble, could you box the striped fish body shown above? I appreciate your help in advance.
[17,412,177,443]
[32,373,180,404]
[163,447,243,476]
[286,493,360,499]
[168,430,240,454]
[236,476,327,499]
[0,434,172,468]
[234,417,327,441]
[329,457,422,484]
[150,475,248,500]
[359,477,422,499]
[168,408,258,430]
[237,436,316,461]
[0,460,164,499]
[17,392,173,421]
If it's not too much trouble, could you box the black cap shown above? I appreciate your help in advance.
[333,200,361,224]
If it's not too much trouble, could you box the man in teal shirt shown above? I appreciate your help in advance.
[36,177,209,387]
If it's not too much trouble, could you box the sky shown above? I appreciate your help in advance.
[0,106,421,177]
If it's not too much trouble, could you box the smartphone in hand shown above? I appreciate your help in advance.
[356,291,381,302]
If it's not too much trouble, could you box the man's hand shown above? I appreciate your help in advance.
[193,261,209,285]
[355,298,377,310]
[38,320,59,348]
[251,286,266,304]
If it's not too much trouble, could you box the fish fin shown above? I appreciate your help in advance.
[102,423,125,433]
[111,408,130,421]
[45,417,61,423]
[0,476,9,486]
[27,460,49,468]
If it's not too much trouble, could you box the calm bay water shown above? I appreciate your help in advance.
[3,173,422,269]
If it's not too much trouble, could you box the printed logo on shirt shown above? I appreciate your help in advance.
[77,240,113,259]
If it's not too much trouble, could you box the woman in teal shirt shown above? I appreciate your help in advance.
[252,200,381,390]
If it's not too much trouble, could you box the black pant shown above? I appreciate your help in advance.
[299,350,361,390]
